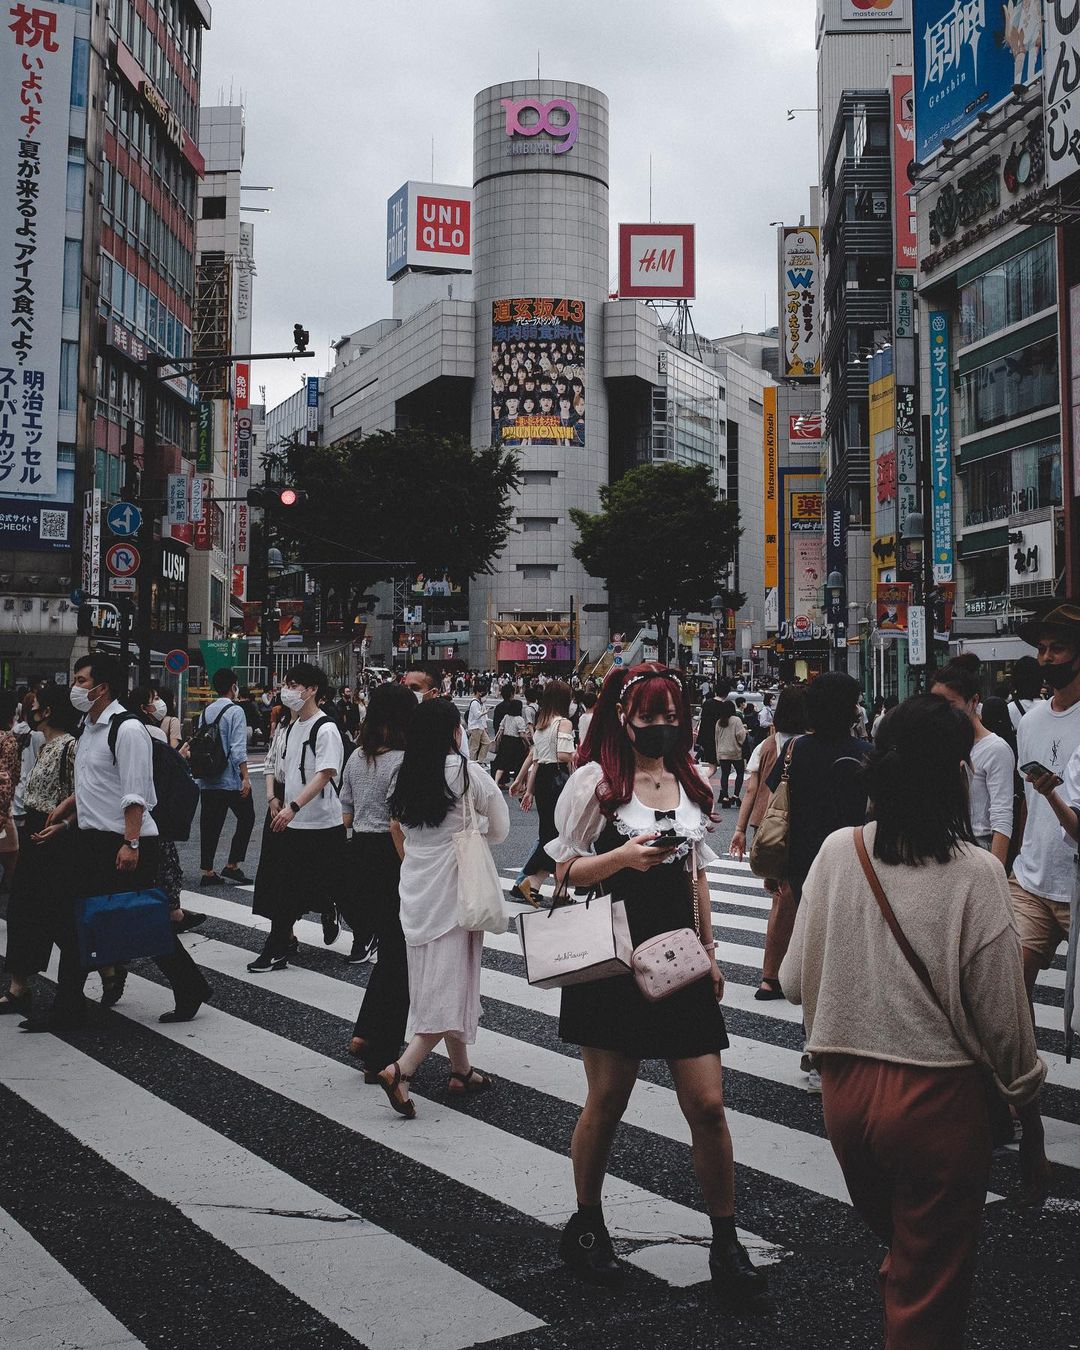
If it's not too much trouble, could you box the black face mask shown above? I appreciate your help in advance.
[628,722,680,760]
[1041,657,1080,691]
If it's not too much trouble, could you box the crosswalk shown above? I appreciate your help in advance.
[1,854,1075,1347]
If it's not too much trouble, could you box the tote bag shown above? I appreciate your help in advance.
[518,861,634,988]
[749,736,800,880]
[75,887,174,967]
[454,777,508,935]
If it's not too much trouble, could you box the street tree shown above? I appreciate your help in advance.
[262,429,520,636]
[570,461,743,665]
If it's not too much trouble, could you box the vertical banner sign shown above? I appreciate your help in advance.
[197,400,213,471]
[235,414,252,480]
[189,473,204,523]
[305,375,319,446]
[929,312,954,581]
[231,564,245,599]
[779,227,820,378]
[166,472,188,527]
[908,604,927,665]
[82,487,101,597]
[1,0,76,496]
[193,477,212,551]
[763,386,779,590]
[491,298,586,446]
[826,497,847,630]
[234,500,249,565]
[1045,2,1080,187]
[891,73,916,268]
[234,363,249,411]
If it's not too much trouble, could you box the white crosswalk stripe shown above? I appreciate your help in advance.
[1,848,1076,1345]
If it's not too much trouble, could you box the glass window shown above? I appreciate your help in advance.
[124,268,136,322]
[963,549,1008,597]
[70,37,89,108]
[95,448,107,492]
[136,283,147,334]
[62,238,81,310]
[960,336,1058,435]
[108,452,122,500]
[1011,437,1062,513]
[959,238,1056,345]
[65,159,85,212]
[59,341,79,411]
[111,262,124,313]
[961,453,1010,527]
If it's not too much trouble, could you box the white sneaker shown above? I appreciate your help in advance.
[806,1069,822,1094]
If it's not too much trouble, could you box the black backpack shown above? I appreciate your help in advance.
[187,703,230,780]
[283,714,341,794]
[107,713,200,842]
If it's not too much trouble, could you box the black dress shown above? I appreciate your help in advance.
[559,819,728,1060]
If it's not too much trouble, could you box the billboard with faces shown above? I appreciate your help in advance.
[491,298,585,447]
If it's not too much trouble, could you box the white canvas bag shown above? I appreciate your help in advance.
[454,776,508,935]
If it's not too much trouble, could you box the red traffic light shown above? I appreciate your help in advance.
[279,487,299,507]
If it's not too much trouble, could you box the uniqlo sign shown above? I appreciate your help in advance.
[386,181,472,279]
[618,224,696,299]
[415,194,470,257]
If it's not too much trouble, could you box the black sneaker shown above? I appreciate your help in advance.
[558,1211,622,1286]
[221,866,252,885]
[199,872,226,886]
[321,909,340,945]
[247,952,288,973]
[709,1238,771,1313]
[175,911,207,933]
[344,938,377,965]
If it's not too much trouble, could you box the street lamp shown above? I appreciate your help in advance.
[825,572,844,672]
[711,593,725,681]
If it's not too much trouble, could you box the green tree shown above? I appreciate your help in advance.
[263,429,520,633]
[570,461,743,665]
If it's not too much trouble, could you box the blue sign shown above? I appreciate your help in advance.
[929,312,954,582]
[914,0,1044,161]
[306,376,319,408]
[164,648,190,674]
[825,495,847,629]
[386,182,410,280]
[0,498,73,553]
[107,501,142,537]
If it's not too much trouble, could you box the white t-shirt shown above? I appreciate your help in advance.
[282,711,344,830]
[467,698,488,733]
[1008,696,1038,732]
[758,704,774,730]
[968,733,1015,841]
[1014,697,1080,901]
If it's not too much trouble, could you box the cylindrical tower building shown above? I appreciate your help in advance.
[470,80,610,670]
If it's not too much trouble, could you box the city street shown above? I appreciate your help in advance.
[1,758,1076,1349]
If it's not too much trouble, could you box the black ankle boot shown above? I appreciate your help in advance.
[710,1236,771,1313]
[558,1210,622,1286]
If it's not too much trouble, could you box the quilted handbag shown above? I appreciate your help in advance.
[630,855,712,1002]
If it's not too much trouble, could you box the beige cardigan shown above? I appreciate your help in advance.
[779,823,1045,1103]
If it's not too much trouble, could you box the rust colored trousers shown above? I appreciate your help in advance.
[820,1055,991,1350]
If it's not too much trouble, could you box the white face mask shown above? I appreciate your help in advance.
[152,699,167,720]
[70,684,97,714]
[280,686,305,712]
[413,689,425,703]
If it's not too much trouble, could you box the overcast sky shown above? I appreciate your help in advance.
[200,0,818,413]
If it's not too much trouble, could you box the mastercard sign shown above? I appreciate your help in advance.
[842,0,905,17]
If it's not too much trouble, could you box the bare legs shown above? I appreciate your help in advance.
[760,883,798,987]
[393,1030,473,1104]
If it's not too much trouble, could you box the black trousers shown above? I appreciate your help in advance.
[52,831,210,1025]
[4,811,72,976]
[259,825,348,958]
[199,788,255,871]
[523,762,566,877]
[350,832,407,1070]
[718,759,745,800]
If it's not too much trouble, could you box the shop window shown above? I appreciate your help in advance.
[960,337,1058,435]
[959,238,1056,346]
[963,548,1008,597]
[1011,438,1062,514]
[961,453,1010,526]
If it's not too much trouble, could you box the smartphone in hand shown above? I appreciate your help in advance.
[649,833,687,849]
[1020,761,1053,779]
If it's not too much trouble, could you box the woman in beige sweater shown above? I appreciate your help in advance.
[780,695,1044,1350]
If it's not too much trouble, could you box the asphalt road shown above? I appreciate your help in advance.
[0,752,1077,1349]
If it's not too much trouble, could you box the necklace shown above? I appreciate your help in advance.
[638,764,664,792]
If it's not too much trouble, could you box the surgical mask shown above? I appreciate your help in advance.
[280,686,305,711]
[413,689,425,703]
[70,684,96,714]
[1041,658,1079,691]
[628,722,680,760]
[152,699,167,720]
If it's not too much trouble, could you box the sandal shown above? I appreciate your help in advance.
[509,878,540,908]
[754,978,784,1001]
[448,1067,494,1095]
[376,1062,416,1119]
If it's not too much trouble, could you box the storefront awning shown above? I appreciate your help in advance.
[951,635,1036,662]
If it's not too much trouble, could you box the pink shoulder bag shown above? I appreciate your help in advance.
[630,846,713,1002]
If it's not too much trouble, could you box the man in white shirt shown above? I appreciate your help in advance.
[466,679,491,763]
[249,662,345,972]
[1011,606,1080,1200]
[758,693,775,731]
[195,666,253,885]
[27,653,210,1030]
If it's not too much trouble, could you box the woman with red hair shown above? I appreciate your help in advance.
[549,664,769,1313]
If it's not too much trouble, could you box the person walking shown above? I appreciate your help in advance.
[1004,604,1080,1202]
[0,691,22,891]
[729,686,807,999]
[0,683,78,1018]
[930,655,1015,866]
[491,697,530,789]
[150,687,182,749]
[192,668,254,887]
[342,683,415,1068]
[714,700,747,808]
[509,680,574,906]
[780,695,1045,1348]
[247,663,346,973]
[694,682,728,779]
[1008,653,1044,733]
[465,679,492,763]
[375,699,507,1118]
[23,654,211,1030]
[548,664,768,1312]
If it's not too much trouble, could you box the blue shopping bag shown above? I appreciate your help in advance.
[75,887,174,967]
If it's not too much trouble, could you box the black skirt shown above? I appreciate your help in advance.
[559,821,728,1060]
[3,811,72,974]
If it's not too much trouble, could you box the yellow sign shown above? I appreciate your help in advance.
[763,386,778,588]
[789,491,823,531]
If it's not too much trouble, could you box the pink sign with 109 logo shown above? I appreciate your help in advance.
[501,97,578,155]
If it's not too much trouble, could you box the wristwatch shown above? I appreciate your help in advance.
[289,800,301,814]
[123,838,140,850]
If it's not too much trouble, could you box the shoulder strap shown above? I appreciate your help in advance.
[853,826,937,998]
[779,734,801,782]
[106,711,141,761]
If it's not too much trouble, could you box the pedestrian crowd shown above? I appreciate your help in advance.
[2,614,1078,1340]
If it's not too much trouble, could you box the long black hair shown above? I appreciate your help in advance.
[389,698,465,828]
[864,695,975,865]
[34,681,80,736]
[360,682,415,761]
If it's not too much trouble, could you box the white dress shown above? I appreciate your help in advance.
[399,755,510,1041]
